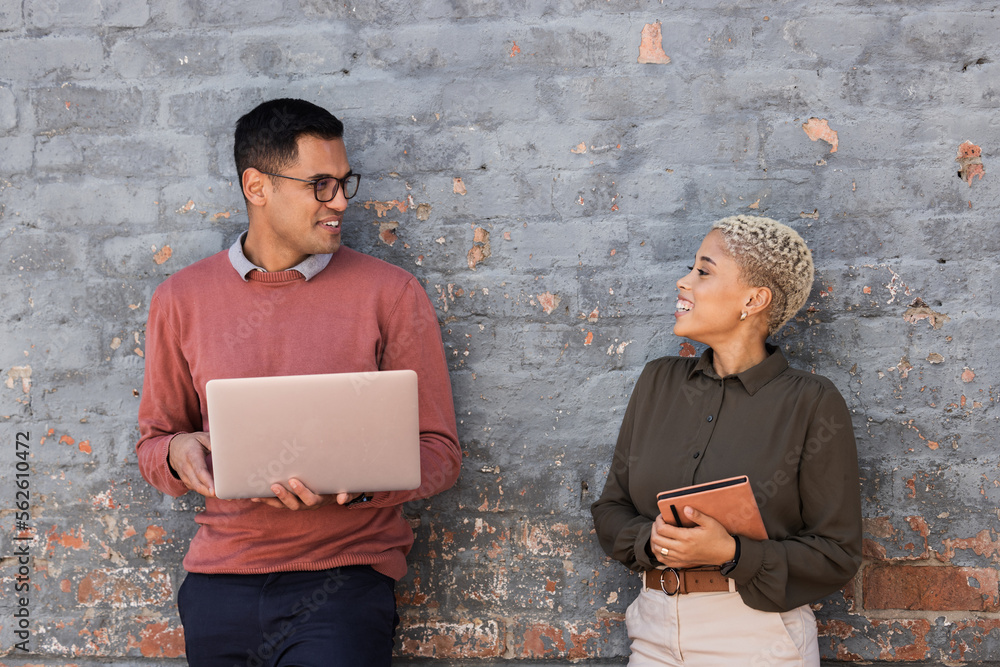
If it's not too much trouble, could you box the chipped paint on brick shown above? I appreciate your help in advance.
[152,244,172,264]
[956,140,985,186]
[6,364,32,393]
[940,529,1000,562]
[467,227,491,270]
[397,619,503,658]
[802,117,839,153]
[453,177,467,195]
[637,21,671,64]
[537,291,560,315]
[363,199,409,217]
[77,567,174,609]
[375,220,399,246]
[126,620,185,658]
[903,297,950,329]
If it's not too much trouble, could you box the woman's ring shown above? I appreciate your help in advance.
[660,547,669,556]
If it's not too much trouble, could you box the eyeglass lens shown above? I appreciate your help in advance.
[316,174,360,202]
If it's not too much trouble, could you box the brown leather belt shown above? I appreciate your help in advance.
[644,568,731,595]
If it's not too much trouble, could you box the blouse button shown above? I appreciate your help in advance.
[706,415,714,422]
[693,452,700,459]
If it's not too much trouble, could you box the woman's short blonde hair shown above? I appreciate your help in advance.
[710,215,814,336]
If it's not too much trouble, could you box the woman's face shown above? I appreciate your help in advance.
[673,230,755,345]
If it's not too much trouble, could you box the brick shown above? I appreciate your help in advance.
[0,231,80,275]
[0,0,22,30]
[0,36,105,81]
[34,133,211,177]
[395,617,504,659]
[863,564,1000,611]
[0,85,16,132]
[24,0,101,28]
[109,34,226,79]
[512,617,624,660]
[29,179,160,229]
[31,86,153,133]
[75,567,174,609]
[0,136,33,174]
[231,28,359,78]
[99,230,224,279]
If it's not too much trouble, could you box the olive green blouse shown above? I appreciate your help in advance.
[591,345,862,613]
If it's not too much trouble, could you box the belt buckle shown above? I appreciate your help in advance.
[659,568,681,596]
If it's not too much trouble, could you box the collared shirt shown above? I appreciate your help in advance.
[227,230,332,281]
[591,345,862,613]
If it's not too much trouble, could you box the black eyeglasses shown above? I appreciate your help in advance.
[260,171,361,202]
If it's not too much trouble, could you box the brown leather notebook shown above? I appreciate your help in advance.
[656,475,767,541]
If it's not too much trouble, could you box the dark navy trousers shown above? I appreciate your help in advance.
[178,565,398,667]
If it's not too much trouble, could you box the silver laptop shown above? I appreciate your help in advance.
[206,370,420,500]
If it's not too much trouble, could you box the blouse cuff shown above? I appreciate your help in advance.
[730,535,765,585]
[633,526,657,570]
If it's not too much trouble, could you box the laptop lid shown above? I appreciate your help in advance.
[206,370,420,500]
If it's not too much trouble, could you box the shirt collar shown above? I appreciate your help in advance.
[228,231,333,281]
[688,343,789,396]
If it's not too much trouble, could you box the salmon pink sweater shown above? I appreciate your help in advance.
[136,246,461,579]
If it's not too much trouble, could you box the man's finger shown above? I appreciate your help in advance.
[288,479,321,506]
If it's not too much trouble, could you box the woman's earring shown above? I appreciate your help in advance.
[740,311,748,321]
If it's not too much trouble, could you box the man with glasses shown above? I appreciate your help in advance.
[135,99,461,666]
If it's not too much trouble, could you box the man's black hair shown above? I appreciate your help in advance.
[233,98,344,183]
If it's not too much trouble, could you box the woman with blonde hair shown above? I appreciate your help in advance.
[592,215,862,665]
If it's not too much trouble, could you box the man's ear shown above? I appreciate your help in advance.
[242,168,268,207]
[745,286,772,316]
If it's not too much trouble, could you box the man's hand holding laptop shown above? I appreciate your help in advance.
[167,431,362,509]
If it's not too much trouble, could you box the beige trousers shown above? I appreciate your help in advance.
[625,576,820,666]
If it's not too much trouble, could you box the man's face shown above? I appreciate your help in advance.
[252,135,351,268]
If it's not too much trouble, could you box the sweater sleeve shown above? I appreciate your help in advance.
[135,290,201,498]
[590,365,659,572]
[730,387,863,612]
[353,277,461,508]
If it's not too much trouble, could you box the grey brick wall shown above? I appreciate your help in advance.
[2,0,999,663]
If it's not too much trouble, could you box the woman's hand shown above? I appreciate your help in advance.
[650,506,737,568]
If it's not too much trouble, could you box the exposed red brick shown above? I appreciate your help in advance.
[817,618,856,640]
[376,220,399,246]
[46,526,89,556]
[679,342,697,357]
[77,568,173,608]
[956,140,985,186]
[362,199,408,217]
[802,117,839,153]
[397,619,503,658]
[152,245,172,265]
[467,227,491,270]
[127,621,185,658]
[519,623,566,658]
[637,21,671,64]
[940,528,1000,562]
[864,564,999,611]
[536,291,561,315]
